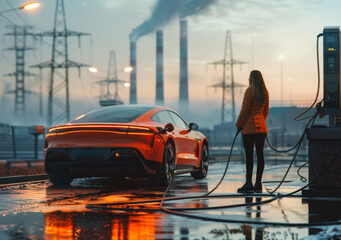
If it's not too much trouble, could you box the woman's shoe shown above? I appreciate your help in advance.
[237,182,254,193]
[254,182,262,193]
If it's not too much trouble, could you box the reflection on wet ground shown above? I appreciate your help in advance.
[0,161,341,239]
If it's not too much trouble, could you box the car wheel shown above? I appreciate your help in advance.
[48,173,73,186]
[191,144,209,179]
[154,142,175,187]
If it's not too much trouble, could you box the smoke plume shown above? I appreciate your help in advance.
[180,0,215,18]
[130,0,216,42]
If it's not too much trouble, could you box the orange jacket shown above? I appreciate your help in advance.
[236,87,269,135]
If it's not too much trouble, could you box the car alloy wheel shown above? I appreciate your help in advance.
[201,145,209,177]
[154,142,175,187]
[164,143,175,183]
[191,144,209,179]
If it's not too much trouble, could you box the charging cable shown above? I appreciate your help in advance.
[86,32,331,227]
[294,33,323,121]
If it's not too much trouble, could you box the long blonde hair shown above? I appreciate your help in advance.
[250,70,267,104]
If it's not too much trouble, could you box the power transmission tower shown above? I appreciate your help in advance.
[3,25,37,116]
[208,31,248,124]
[31,0,90,126]
[96,50,124,106]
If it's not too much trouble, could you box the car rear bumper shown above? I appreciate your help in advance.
[45,147,160,178]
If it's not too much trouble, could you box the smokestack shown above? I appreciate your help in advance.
[129,41,137,104]
[156,30,164,105]
[179,19,188,114]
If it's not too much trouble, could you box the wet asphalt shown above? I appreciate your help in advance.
[0,159,340,239]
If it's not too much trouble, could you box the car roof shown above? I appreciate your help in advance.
[135,105,182,123]
[69,104,173,125]
[102,104,157,110]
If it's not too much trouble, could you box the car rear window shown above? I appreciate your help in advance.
[71,105,155,123]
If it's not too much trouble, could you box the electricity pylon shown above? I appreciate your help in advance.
[3,25,37,116]
[31,0,90,126]
[208,31,248,124]
[96,50,124,106]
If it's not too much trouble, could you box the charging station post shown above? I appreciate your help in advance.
[305,26,341,196]
[322,26,341,126]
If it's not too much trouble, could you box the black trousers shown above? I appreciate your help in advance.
[242,134,266,183]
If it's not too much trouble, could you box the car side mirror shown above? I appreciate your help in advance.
[189,123,199,131]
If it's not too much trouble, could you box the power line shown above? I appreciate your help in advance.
[5,0,30,26]
[0,13,16,25]
[4,0,56,51]
[30,0,90,126]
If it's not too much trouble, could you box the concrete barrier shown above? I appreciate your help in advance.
[7,160,28,170]
[0,160,7,172]
[27,160,44,169]
[0,159,45,178]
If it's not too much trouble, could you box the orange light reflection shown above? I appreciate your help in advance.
[44,211,157,240]
[45,213,73,239]
[129,126,151,131]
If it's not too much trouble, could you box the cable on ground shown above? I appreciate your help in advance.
[86,33,335,227]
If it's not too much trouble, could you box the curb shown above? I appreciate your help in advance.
[0,159,45,179]
[0,160,44,170]
[0,174,48,185]
[0,160,7,169]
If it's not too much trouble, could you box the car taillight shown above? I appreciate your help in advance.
[126,126,154,135]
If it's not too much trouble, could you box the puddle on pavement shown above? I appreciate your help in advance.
[0,162,341,239]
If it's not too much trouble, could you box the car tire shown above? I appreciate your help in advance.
[109,176,127,186]
[48,173,73,186]
[153,142,175,187]
[191,144,209,179]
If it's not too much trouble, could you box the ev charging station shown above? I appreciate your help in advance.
[305,26,341,196]
[322,27,341,121]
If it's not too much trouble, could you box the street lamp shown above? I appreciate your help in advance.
[122,66,133,87]
[0,2,40,14]
[123,66,133,73]
[89,65,133,88]
[279,54,285,148]
[21,2,40,10]
[279,54,284,105]
[88,67,98,73]
[289,77,293,105]
[88,66,133,74]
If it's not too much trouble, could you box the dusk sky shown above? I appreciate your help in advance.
[0,0,339,127]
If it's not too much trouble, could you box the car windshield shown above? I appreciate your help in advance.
[71,105,155,123]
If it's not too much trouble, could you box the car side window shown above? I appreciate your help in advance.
[150,113,161,123]
[168,111,188,129]
[151,111,172,125]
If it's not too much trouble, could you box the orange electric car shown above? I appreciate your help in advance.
[44,105,209,186]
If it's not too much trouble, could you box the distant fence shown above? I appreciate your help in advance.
[0,124,45,160]
[270,100,322,108]
[194,127,308,152]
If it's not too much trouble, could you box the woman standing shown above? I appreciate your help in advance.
[236,70,269,193]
